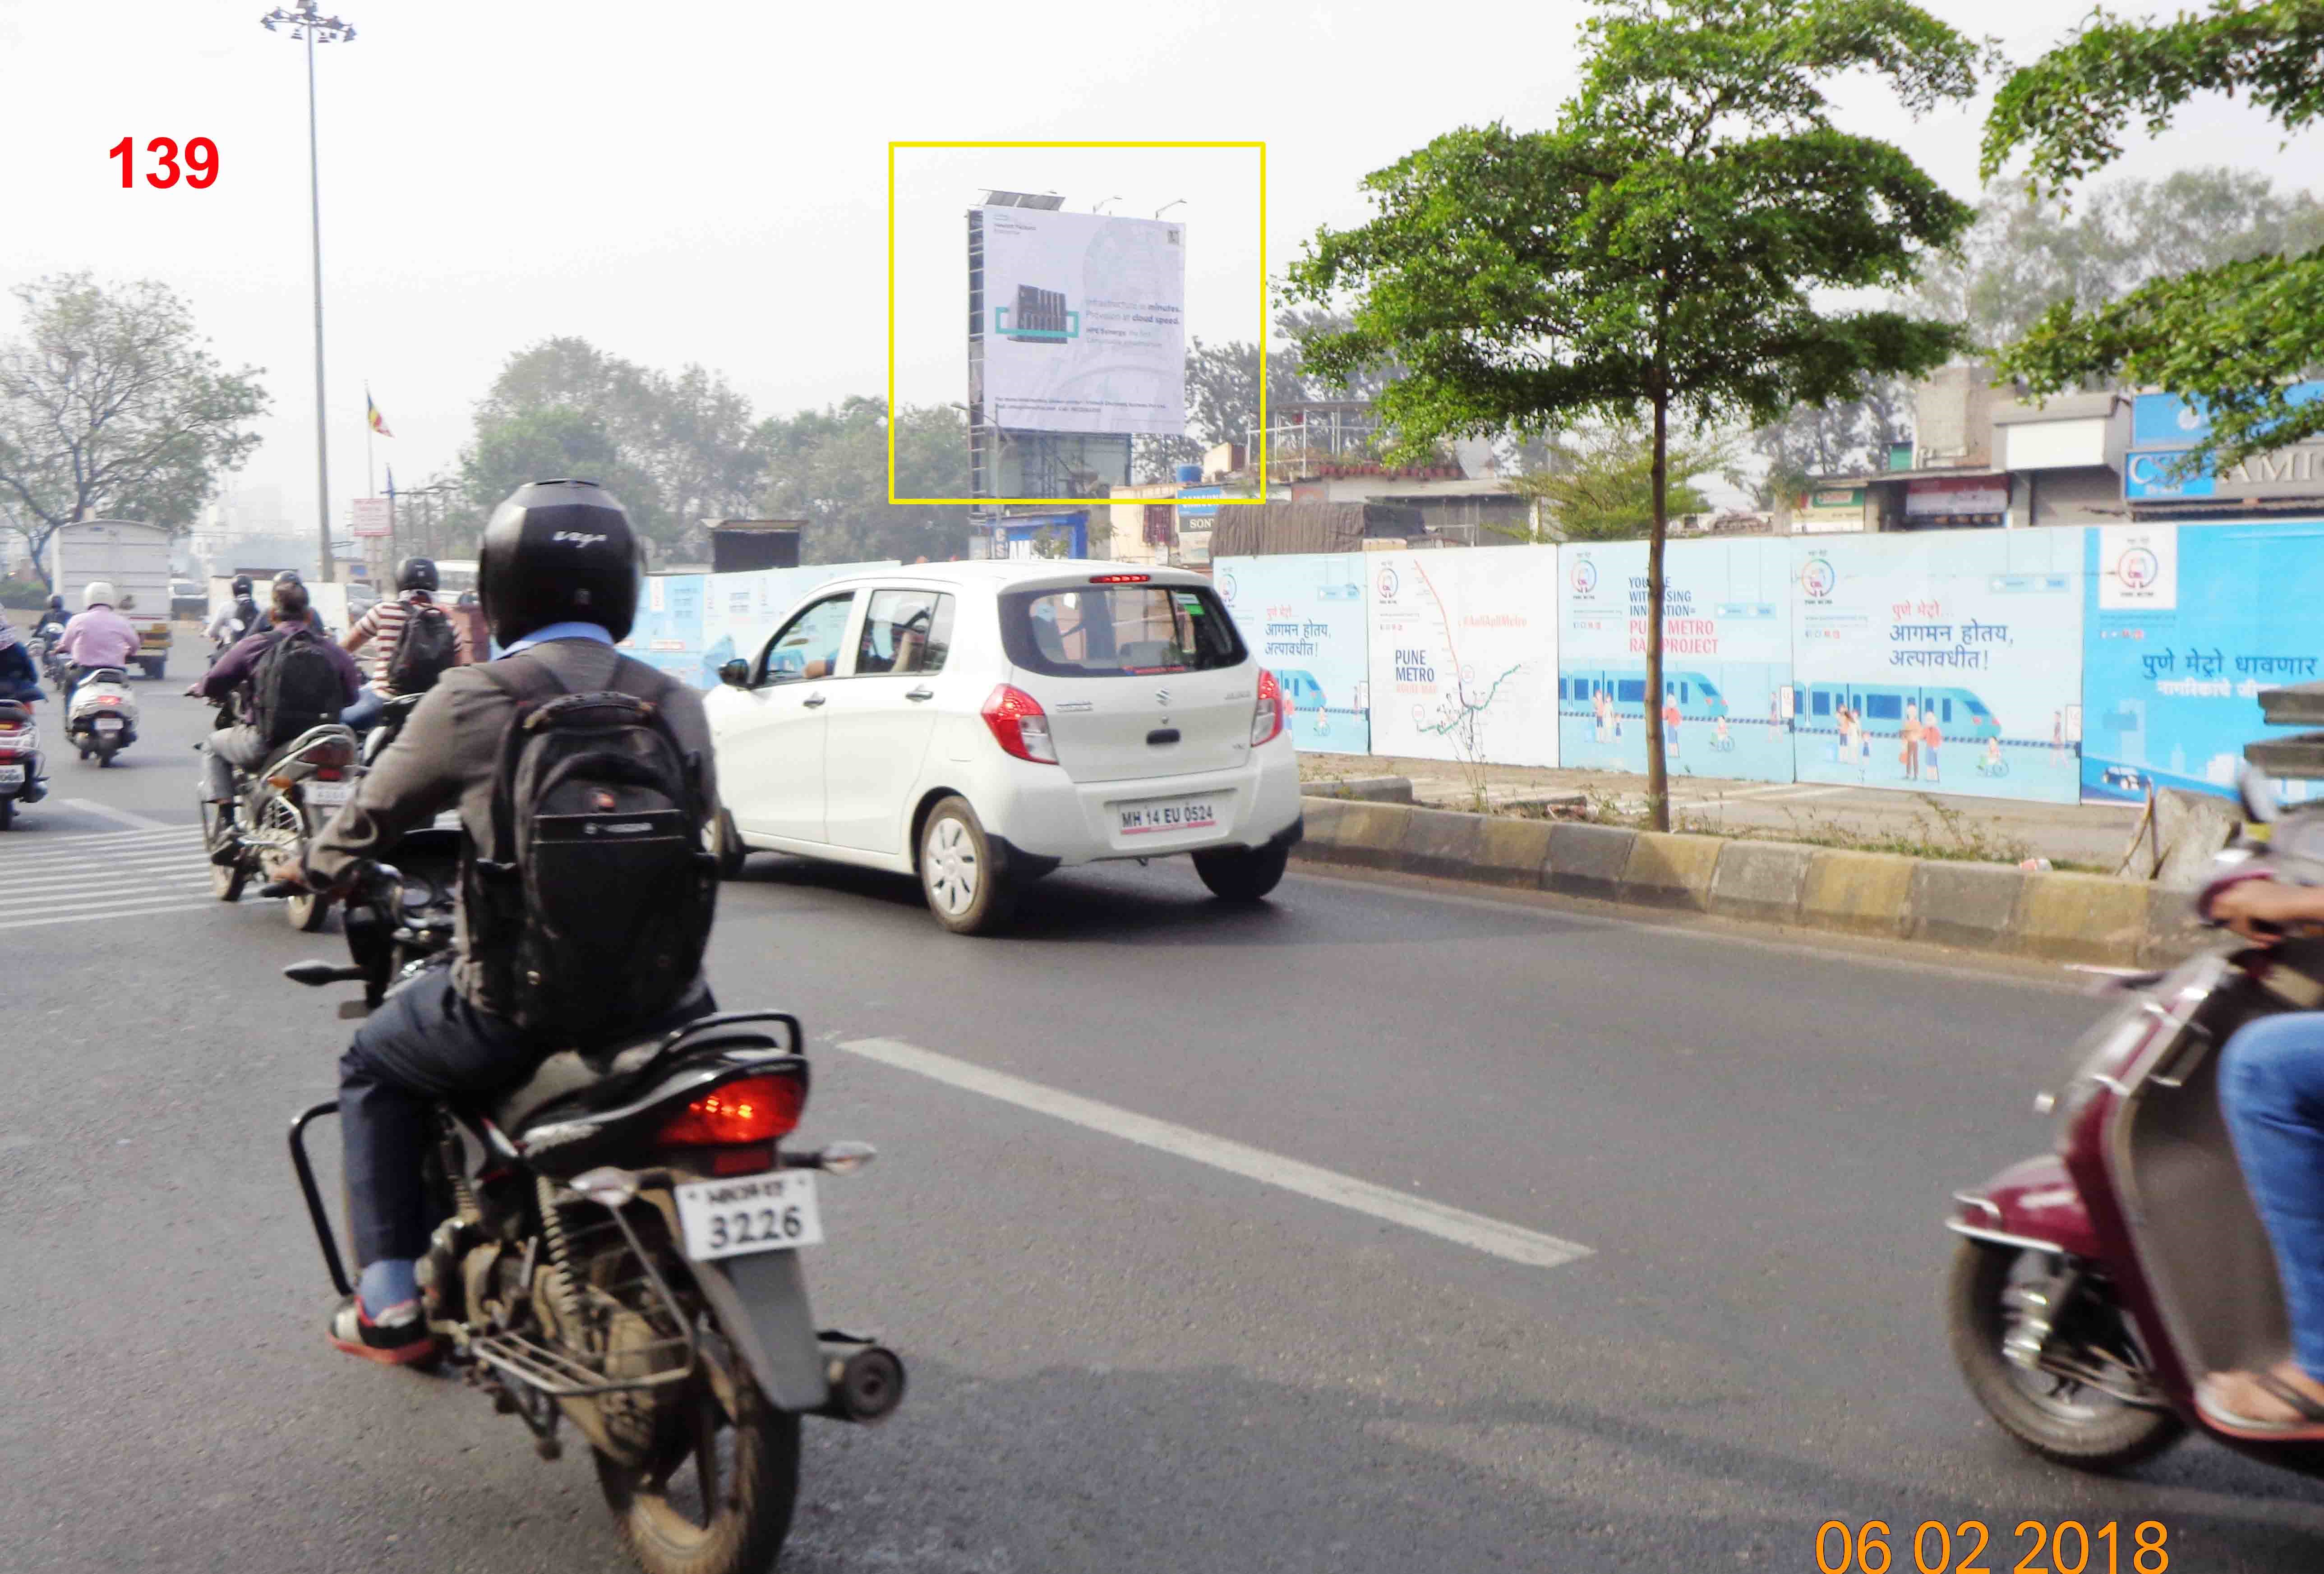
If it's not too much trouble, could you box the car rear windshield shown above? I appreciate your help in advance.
[999,584,1246,677]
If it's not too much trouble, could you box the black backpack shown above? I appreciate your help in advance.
[250,627,345,746]
[464,649,718,1041]
[384,601,460,695]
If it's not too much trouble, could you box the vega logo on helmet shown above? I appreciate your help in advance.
[552,531,609,547]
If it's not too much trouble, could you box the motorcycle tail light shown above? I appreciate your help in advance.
[314,767,344,782]
[96,695,120,706]
[306,737,356,770]
[657,1074,804,1146]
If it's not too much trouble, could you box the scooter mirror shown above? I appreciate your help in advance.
[2238,759,2282,825]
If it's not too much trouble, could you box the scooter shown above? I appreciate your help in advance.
[1944,691,2324,1478]
[0,700,42,829]
[65,665,139,765]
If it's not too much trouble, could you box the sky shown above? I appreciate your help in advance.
[5,0,2320,534]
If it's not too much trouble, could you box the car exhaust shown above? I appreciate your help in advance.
[816,1335,905,1423]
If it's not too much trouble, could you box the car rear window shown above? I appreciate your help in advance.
[999,584,1246,677]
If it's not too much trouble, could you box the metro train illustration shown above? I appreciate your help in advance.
[1796,681,2003,741]
[1559,668,1734,721]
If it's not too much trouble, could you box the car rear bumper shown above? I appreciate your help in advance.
[990,745,1302,865]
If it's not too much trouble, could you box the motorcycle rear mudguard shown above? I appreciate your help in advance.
[690,1249,828,1413]
[1949,1153,2101,1260]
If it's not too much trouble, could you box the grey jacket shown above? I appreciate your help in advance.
[308,637,720,1018]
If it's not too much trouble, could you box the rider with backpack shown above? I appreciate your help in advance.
[339,556,469,732]
[278,480,721,1364]
[192,578,364,859]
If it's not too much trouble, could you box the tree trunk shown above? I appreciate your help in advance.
[1646,391,1670,833]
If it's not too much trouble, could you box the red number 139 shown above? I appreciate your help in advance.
[110,137,218,189]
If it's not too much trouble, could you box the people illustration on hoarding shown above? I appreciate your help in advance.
[1923,713,1941,783]
[1901,702,1922,781]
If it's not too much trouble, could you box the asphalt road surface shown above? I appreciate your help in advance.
[4,637,2319,1573]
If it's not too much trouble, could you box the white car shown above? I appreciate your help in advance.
[702,561,1304,933]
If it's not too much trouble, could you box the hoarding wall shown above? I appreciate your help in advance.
[1790,530,2087,803]
[1558,538,1794,784]
[622,574,706,685]
[2082,520,2324,805]
[697,563,896,690]
[1365,548,1562,766]
[978,207,1186,437]
[1214,553,1370,755]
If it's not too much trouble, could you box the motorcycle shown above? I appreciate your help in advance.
[33,632,69,688]
[1944,696,2324,1478]
[285,832,902,1574]
[359,690,425,769]
[65,665,139,765]
[203,722,362,931]
[0,700,40,829]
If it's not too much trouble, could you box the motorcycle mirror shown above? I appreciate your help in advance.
[2239,760,2282,825]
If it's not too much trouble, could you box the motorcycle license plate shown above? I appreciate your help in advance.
[0,765,21,787]
[1116,796,1218,836]
[94,718,123,732]
[304,781,351,808]
[673,1171,823,1261]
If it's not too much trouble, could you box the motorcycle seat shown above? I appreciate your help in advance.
[485,1010,802,1138]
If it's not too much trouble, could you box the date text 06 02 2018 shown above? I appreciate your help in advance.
[1814,1520,2171,1574]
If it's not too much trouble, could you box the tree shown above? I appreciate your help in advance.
[0,274,267,585]
[1748,374,1909,506]
[1287,0,1978,828]
[1982,0,2324,464]
[1135,329,1316,481]
[456,405,654,555]
[1506,421,1726,539]
[751,396,975,564]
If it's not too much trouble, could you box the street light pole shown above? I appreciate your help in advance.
[261,3,356,583]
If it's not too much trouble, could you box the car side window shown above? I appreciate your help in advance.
[855,590,954,677]
[756,593,854,686]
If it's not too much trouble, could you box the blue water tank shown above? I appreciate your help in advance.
[1174,464,1203,484]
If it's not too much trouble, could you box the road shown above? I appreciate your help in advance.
[3,634,2319,1573]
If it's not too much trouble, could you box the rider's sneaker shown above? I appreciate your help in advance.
[326,1295,437,1366]
[207,816,241,866]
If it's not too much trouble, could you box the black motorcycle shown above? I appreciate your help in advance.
[286,832,903,1574]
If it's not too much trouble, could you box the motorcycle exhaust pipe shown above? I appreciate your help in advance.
[815,1335,905,1424]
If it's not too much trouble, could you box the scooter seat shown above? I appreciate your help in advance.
[487,1010,802,1138]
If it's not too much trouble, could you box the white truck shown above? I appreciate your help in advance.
[49,519,175,680]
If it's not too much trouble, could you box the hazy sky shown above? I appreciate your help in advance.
[6,0,2318,531]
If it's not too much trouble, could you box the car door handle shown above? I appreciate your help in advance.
[801,692,826,709]
[905,686,936,702]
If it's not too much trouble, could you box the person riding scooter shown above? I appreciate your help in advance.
[32,594,68,648]
[0,621,50,802]
[54,581,141,705]
[206,575,262,654]
[339,556,468,735]
[191,579,363,861]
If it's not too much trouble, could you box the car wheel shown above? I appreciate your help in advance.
[1193,843,1289,904]
[918,796,1016,935]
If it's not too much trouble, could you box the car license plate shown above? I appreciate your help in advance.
[673,1171,823,1261]
[94,717,123,732]
[0,765,21,787]
[1117,796,1218,835]
[304,780,351,808]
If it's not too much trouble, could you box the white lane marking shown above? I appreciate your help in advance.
[0,826,192,855]
[0,901,218,932]
[4,869,212,896]
[835,1037,1592,1271]
[0,846,203,871]
[55,798,174,831]
[5,884,219,915]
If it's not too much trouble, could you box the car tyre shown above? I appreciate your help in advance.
[918,795,1016,935]
[1193,843,1289,904]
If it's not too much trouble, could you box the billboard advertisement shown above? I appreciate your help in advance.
[1215,554,1370,755]
[1790,530,2087,802]
[1365,548,1560,766]
[978,207,1185,436]
[2124,381,2324,502]
[2082,520,2324,804]
[1558,538,1794,783]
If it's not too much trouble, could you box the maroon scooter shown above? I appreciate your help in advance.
[1944,763,2324,1475]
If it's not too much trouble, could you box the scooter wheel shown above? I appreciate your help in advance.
[1945,1239,2184,1470]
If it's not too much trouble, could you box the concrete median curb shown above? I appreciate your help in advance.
[1290,793,2197,968]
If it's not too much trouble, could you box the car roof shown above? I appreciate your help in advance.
[815,560,1214,594]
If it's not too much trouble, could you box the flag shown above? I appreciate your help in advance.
[385,464,396,497]
[366,387,392,437]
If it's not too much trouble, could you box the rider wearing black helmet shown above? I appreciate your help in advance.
[204,575,261,649]
[339,555,466,731]
[289,480,721,1364]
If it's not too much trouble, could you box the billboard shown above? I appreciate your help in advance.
[2081,520,2324,804]
[2124,381,2324,502]
[1366,548,1560,766]
[1215,554,1370,755]
[620,573,707,686]
[978,207,1185,436]
[1558,538,1794,783]
[1790,531,2087,802]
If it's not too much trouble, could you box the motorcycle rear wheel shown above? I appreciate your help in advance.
[1946,1239,2184,1470]
[594,1357,800,1574]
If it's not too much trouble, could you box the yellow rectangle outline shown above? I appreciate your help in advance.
[887,139,1269,508]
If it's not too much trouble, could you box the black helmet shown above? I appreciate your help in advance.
[46,593,64,612]
[477,479,641,645]
[230,575,253,598]
[273,568,302,587]
[395,556,439,593]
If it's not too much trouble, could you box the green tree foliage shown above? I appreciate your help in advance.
[1748,374,1910,505]
[0,274,268,584]
[1506,422,1724,540]
[750,396,975,564]
[1982,0,2324,463]
[1136,322,1321,481]
[1286,0,1979,827]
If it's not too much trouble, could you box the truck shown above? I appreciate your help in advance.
[48,520,175,680]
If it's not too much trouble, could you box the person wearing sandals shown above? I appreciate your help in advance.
[2200,876,2324,1432]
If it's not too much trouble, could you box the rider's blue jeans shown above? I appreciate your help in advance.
[340,686,387,731]
[2219,1010,2324,1380]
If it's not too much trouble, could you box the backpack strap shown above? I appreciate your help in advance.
[474,650,573,861]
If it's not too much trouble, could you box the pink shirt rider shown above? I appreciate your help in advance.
[57,605,141,669]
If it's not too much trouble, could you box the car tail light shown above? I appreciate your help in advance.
[982,683,1058,764]
[1251,668,1287,746]
[658,1075,805,1146]
[1088,572,1150,584]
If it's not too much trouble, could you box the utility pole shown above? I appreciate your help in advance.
[260,2,356,582]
